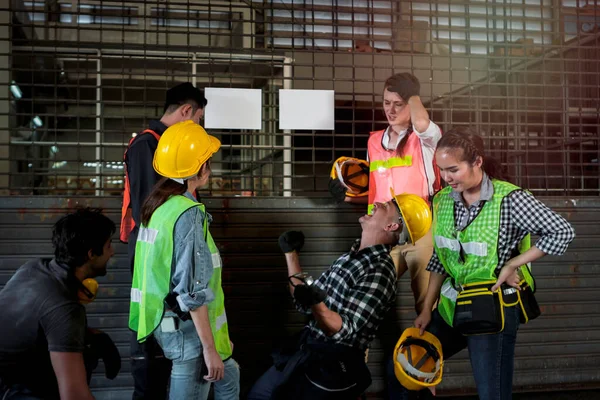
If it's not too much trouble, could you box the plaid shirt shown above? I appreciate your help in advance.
[295,240,396,351]
[427,175,576,275]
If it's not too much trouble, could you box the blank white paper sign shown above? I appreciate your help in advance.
[204,88,262,130]
[279,89,335,130]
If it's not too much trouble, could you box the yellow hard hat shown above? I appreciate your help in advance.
[329,156,370,197]
[153,120,221,179]
[393,327,443,391]
[390,188,432,244]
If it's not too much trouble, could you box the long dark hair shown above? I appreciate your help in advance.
[140,178,187,226]
[436,126,509,181]
[141,161,211,226]
[384,73,419,156]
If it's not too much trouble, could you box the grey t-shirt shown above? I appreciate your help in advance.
[0,258,86,398]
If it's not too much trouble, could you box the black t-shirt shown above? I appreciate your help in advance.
[0,258,87,398]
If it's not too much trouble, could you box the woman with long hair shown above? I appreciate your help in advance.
[332,72,443,314]
[129,120,239,399]
[392,126,575,399]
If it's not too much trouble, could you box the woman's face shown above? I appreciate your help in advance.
[436,148,483,193]
[383,89,411,128]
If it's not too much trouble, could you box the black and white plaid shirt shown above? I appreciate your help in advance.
[295,240,396,351]
[427,174,576,275]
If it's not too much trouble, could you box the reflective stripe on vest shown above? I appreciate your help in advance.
[367,129,430,215]
[120,129,161,243]
[128,195,233,360]
[433,180,535,326]
[434,236,488,257]
[369,157,413,171]
[203,215,233,360]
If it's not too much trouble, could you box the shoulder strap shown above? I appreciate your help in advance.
[124,129,161,160]
[140,129,160,141]
[129,129,160,146]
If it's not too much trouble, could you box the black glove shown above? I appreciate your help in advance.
[278,231,305,254]
[389,75,420,102]
[328,178,347,203]
[293,284,327,308]
[86,329,121,380]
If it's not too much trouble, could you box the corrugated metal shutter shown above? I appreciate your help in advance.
[0,196,598,398]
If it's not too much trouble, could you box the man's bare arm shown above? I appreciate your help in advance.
[285,251,302,295]
[311,302,343,336]
[50,351,95,400]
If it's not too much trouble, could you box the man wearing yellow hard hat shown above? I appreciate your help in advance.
[129,120,240,399]
[247,191,432,400]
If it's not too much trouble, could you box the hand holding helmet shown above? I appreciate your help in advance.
[329,157,370,203]
[393,327,443,391]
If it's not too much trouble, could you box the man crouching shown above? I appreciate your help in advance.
[248,192,432,400]
[0,209,120,400]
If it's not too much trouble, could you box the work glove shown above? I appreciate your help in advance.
[328,178,347,203]
[86,329,121,380]
[278,231,305,254]
[389,75,421,102]
[293,284,327,308]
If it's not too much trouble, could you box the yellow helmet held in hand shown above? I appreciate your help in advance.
[329,156,370,197]
[390,188,432,244]
[393,327,443,391]
[153,120,221,179]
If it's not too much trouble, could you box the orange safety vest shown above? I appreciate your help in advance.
[120,129,161,243]
[367,129,441,214]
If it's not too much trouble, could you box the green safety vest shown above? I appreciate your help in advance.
[433,180,535,326]
[128,195,233,360]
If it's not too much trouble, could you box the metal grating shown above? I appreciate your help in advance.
[1,0,599,197]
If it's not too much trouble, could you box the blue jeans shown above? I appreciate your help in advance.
[154,316,240,400]
[387,306,520,400]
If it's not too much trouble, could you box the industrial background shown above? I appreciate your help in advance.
[0,0,599,398]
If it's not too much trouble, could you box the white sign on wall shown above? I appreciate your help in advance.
[279,89,335,130]
[204,88,262,130]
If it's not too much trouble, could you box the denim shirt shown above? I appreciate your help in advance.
[171,192,215,313]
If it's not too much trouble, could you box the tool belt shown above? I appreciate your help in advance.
[452,279,541,335]
[515,279,541,323]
